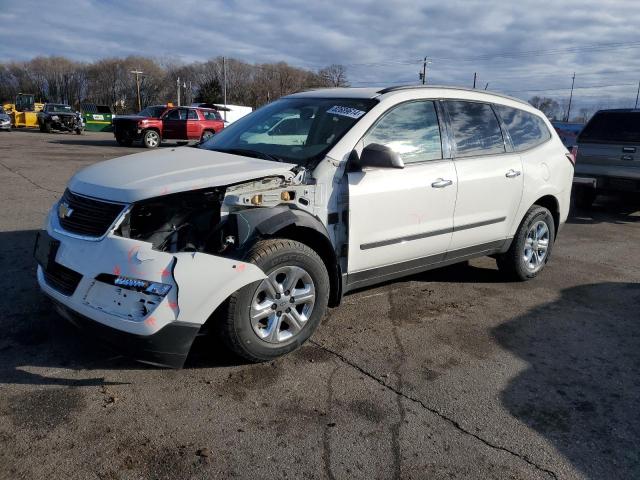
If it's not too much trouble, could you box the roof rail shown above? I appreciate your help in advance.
[376,84,530,107]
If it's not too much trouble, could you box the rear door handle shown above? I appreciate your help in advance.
[505,169,521,178]
[622,155,634,161]
[431,178,453,188]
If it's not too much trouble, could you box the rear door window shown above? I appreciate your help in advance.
[579,111,640,144]
[445,101,505,157]
[494,105,551,151]
[187,109,199,120]
[363,100,442,164]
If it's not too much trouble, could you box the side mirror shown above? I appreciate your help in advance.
[357,143,404,169]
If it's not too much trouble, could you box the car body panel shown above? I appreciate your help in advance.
[347,159,457,273]
[68,147,297,203]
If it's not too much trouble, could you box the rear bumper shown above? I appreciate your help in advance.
[573,174,640,193]
[53,300,200,368]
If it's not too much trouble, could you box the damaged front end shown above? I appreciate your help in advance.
[38,171,319,367]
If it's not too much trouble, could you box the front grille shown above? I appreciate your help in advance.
[58,189,126,238]
[43,262,83,296]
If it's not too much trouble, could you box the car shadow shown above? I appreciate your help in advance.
[492,282,640,478]
[0,229,241,387]
[568,193,640,225]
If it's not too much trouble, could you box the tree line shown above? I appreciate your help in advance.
[0,56,349,113]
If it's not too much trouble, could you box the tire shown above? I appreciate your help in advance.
[43,122,52,133]
[200,130,214,143]
[142,129,160,148]
[39,122,45,132]
[75,128,83,135]
[115,136,133,147]
[496,205,555,281]
[218,239,330,362]
[573,186,596,209]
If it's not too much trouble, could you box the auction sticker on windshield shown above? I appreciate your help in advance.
[326,105,366,119]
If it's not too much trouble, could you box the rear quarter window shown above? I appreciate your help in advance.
[445,101,505,157]
[494,105,551,151]
[578,111,640,144]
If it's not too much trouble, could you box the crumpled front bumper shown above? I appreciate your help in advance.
[37,205,266,367]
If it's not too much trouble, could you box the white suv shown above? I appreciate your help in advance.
[35,86,574,367]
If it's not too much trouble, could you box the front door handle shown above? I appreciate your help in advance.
[431,178,453,188]
[505,169,521,178]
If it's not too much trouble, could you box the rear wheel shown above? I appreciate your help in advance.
[142,129,160,148]
[497,205,555,281]
[200,130,214,143]
[218,239,329,362]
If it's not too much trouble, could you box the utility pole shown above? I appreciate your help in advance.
[566,72,575,122]
[418,57,431,85]
[222,56,228,121]
[130,69,143,112]
[484,82,489,90]
[635,80,640,109]
[177,77,181,106]
[473,72,477,89]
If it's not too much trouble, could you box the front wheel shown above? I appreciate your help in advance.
[75,128,83,135]
[142,129,160,148]
[43,122,52,133]
[496,206,555,281]
[218,239,329,362]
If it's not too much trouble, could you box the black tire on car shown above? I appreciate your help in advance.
[218,239,329,362]
[573,186,597,209]
[43,121,52,133]
[75,128,83,135]
[200,130,214,143]
[496,205,555,281]
[142,129,160,148]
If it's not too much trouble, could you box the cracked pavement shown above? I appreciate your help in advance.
[1,130,639,479]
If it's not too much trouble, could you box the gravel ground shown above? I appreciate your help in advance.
[0,129,639,480]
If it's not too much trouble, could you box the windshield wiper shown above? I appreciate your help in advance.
[213,148,285,163]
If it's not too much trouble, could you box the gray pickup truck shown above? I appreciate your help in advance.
[573,109,640,208]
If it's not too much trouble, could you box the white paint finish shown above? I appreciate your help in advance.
[172,252,266,326]
[68,147,295,203]
[39,218,265,336]
[449,152,524,251]
[347,160,457,273]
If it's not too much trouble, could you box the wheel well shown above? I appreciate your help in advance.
[268,225,342,307]
[533,195,560,237]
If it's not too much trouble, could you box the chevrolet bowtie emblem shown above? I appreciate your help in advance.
[58,201,74,219]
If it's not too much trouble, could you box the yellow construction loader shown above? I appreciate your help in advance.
[2,93,44,128]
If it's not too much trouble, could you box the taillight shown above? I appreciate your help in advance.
[566,146,577,166]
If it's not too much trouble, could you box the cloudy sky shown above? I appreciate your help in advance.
[2,0,640,114]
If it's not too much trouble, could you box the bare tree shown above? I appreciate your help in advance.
[318,64,349,87]
[529,96,561,120]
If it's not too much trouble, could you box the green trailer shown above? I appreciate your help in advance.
[81,103,114,132]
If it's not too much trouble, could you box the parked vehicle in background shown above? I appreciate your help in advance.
[573,109,640,207]
[37,103,84,134]
[81,103,114,132]
[112,106,224,148]
[552,121,584,148]
[36,86,573,367]
[191,103,252,124]
[2,93,44,128]
[0,107,11,131]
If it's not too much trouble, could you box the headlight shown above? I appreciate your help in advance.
[51,115,59,121]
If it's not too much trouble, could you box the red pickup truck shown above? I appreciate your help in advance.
[112,105,225,148]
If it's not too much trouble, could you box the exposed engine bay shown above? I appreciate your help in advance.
[113,171,323,258]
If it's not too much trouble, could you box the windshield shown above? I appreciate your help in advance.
[48,104,72,113]
[200,97,377,165]
[138,106,166,118]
